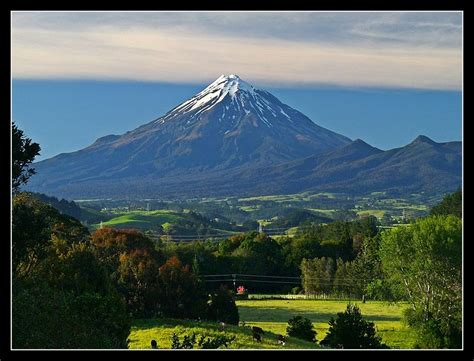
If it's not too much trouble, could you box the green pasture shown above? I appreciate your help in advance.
[128,318,318,349]
[90,210,184,230]
[236,299,415,349]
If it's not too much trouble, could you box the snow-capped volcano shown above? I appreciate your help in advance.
[28,75,354,198]
[158,74,305,129]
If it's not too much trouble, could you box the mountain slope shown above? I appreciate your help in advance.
[25,75,461,200]
[26,75,352,197]
[236,136,462,196]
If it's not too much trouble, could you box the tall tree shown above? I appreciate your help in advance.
[430,188,462,218]
[12,122,41,192]
[379,215,462,348]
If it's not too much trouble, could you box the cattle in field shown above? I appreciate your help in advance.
[252,326,264,342]
[251,326,264,335]
[252,332,262,342]
[277,334,286,346]
[219,321,226,331]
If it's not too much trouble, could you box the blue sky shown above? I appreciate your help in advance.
[11,11,462,160]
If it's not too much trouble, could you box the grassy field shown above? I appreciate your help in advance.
[356,209,386,219]
[128,318,319,349]
[128,299,415,349]
[90,210,185,230]
[236,299,415,349]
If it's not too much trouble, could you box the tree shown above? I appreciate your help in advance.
[321,304,387,349]
[430,188,462,218]
[12,122,41,192]
[206,285,239,325]
[13,241,130,348]
[116,248,161,317]
[12,192,89,275]
[286,316,317,342]
[301,257,335,295]
[157,256,206,319]
[379,215,462,348]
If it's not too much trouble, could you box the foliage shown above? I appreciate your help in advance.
[379,215,462,348]
[12,192,89,275]
[170,332,236,349]
[206,285,240,325]
[198,334,236,349]
[430,188,462,218]
[301,257,335,295]
[31,192,83,219]
[286,316,317,342]
[321,304,388,349]
[157,256,207,319]
[12,122,41,192]
[13,241,130,348]
[171,333,196,349]
[116,248,161,317]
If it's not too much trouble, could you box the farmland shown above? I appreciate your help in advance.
[128,317,319,349]
[236,299,415,349]
[127,299,414,349]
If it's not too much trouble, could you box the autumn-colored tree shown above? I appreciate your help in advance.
[157,256,206,319]
[91,227,157,270]
[116,248,161,317]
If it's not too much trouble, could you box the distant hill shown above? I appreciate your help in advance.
[25,75,461,200]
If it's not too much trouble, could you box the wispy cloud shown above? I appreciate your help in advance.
[11,11,462,90]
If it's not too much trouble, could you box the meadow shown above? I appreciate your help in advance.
[127,299,415,349]
[236,299,415,349]
[128,318,319,349]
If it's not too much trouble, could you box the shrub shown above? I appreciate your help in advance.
[198,335,236,349]
[290,286,302,295]
[170,333,235,349]
[206,285,239,325]
[286,316,317,342]
[12,241,130,349]
[321,303,388,349]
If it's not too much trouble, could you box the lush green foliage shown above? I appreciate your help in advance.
[170,332,236,349]
[12,122,41,192]
[12,192,89,274]
[286,316,317,342]
[430,188,462,218]
[321,304,388,349]
[380,215,462,348]
[12,241,130,348]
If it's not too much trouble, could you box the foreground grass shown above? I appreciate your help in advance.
[128,318,319,349]
[236,299,415,349]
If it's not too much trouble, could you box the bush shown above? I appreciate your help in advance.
[321,304,388,349]
[12,241,131,349]
[13,280,130,348]
[171,333,235,349]
[206,285,239,325]
[286,316,317,342]
[290,286,302,295]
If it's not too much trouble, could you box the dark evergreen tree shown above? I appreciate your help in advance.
[12,122,41,192]
[321,304,388,349]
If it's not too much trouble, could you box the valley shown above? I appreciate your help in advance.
[71,191,436,238]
